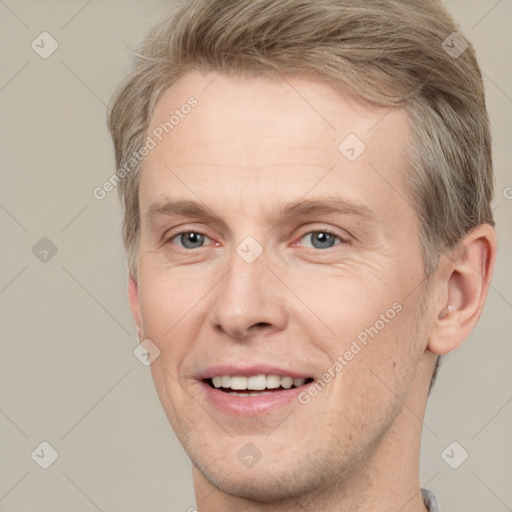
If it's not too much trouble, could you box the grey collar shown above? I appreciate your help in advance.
[422,488,440,512]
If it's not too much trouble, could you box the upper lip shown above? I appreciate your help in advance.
[197,364,313,380]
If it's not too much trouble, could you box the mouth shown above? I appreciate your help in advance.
[197,369,316,415]
[204,374,315,396]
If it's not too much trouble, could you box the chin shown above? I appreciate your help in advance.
[188,438,347,504]
[197,462,324,503]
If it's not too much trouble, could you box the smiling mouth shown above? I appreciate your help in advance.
[205,374,315,396]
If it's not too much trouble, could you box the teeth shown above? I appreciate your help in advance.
[247,375,266,390]
[210,374,308,391]
[230,376,247,390]
[293,378,306,387]
[266,374,281,389]
[230,391,273,397]
[281,376,293,389]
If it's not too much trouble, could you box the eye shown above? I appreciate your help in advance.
[169,231,213,250]
[298,230,346,250]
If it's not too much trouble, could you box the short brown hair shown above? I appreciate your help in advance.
[108,0,494,283]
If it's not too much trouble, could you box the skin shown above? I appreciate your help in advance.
[128,71,496,511]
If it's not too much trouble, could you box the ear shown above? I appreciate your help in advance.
[428,224,497,355]
[128,274,144,338]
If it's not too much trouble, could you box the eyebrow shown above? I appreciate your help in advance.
[146,196,376,228]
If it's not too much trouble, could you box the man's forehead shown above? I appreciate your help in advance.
[141,71,412,227]
[148,70,405,137]
[144,72,410,178]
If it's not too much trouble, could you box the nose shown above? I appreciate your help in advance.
[208,247,288,341]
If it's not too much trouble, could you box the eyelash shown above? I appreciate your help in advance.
[166,228,348,251]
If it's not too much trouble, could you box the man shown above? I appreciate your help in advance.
[107,1,497,510]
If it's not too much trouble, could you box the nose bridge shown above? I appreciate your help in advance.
[209,240,287,339]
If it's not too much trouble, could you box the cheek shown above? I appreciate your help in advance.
[290,267,398,338]
[136,266,218,378]
[137,273,187,361]
[295,262,425,372]
[138,267,201,332]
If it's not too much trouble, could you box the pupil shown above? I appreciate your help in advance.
[182,232,204,249]
[313,232,334,249]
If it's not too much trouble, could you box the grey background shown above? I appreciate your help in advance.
[0,1,511,511]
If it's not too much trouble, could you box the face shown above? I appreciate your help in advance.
[130,71,432,501]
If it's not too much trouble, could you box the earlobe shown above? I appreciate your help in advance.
[428,225,497,355]
[128,274,144,336]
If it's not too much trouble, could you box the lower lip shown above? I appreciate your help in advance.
[198,380,306,416]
